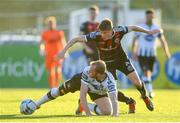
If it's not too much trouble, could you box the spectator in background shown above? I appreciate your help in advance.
[80,5,100,63]
[40,16,66,88]
[132,9,171,98]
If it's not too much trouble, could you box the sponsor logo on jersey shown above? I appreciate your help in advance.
[144,34,155,42]
[165,52,180,85]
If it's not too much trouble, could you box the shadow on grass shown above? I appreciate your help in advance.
[0,99,22,103]
[0,114,87,120]
[0,112,128,120]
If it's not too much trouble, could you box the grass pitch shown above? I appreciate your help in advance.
[0,89,180,122]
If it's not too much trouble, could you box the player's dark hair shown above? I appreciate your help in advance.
[146,8,155,14]
[98,18,113,31]
[90,60,106,74]
[89,5,99,12]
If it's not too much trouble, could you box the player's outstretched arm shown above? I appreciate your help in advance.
[109,91,119,117]
[80,83,91,116]
[158,32,171,59]
[127,25,160,35]
[56,36,86,60]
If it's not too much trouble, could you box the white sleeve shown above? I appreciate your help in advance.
[80,67,90,85]
[107,72,117,94]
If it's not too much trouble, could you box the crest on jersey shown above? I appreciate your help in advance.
[144,34,155,42]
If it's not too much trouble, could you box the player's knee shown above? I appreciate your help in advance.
[100,107,111,115]
[47,88,59,100]
[58,84,68,96]
[101,109,111,115]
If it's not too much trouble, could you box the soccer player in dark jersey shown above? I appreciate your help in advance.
[80,5,99,63]
[56,18,161,112]
[132,9,171,98]
[77,6,135,115]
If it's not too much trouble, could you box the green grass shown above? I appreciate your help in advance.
[0,89,180,122]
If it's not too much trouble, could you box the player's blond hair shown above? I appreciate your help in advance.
[90,60,107,74]
[146,8,155,14]
[45,16,57,24]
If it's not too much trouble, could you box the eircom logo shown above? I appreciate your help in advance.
[62,50,88,79]
[165,52,180,85]
[0,57,45,82]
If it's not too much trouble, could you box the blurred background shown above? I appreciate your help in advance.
[0,0,179,89]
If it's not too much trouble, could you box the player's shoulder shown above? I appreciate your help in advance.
[81,66,90,83]
[58,30,64,35]
[106,72,115,82]
[83,66,90,73]
[152,24,161,29]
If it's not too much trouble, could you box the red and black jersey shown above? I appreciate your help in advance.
[80,21,99,34]
[85,26,129,62]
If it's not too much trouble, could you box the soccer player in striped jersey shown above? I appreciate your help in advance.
[56,18,161,111]
[28,60,119,116]
[132,9,171,98]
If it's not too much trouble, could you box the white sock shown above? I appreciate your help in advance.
[88,103,102,115]
[35,88,59,107]
[35,95,50,107]
[142,76,152,93]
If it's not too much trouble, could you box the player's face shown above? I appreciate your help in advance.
[47,21,56,30]
[89,10,97,21]
[100,30,113,40]
[89,65,97,78]
[146,13,154,23]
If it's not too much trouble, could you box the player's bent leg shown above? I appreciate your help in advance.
[94,97,112,115]
[127,71,146,97]
[127,71,154,111]
[143,70,154,99]
[33,74,81,112]
[117,91,136,113]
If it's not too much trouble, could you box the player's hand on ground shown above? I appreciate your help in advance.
[148,29,161,35]
[85,112,92,117]
[112,114,119,117]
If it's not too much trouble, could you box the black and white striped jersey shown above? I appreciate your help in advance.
[81,66,117,95]
[135,23,162,57]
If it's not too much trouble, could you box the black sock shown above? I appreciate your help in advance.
[117,91,131,104]
[136,82,147,98]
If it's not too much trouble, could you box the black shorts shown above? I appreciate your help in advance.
[64,73,108,101]
[105,57,135,80]
[138,56,156,72]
